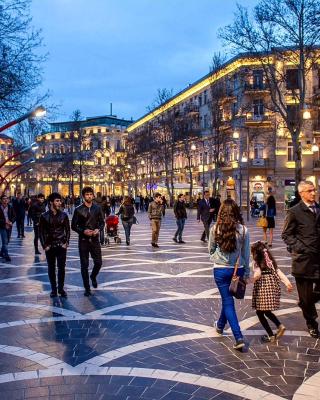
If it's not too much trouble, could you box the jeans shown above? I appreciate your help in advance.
[45,246,67,292]
[174,218,186,241]
[122,219,133,243]
[33,224,40,251]
[16,215,25,237]
[0,228,10,257]
[79,237,102,291]
[214,267,244,341]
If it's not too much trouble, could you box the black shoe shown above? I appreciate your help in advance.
[308,328,320,338]
[50,291,58,298]
[22,235,25,238]
[58,289,67,298]
[233,339,245,350]
[178,240,186,244]
[172,237,178,243]
[154,243,159,248]
[261,334,276,343]
[5,256,11,262]
[151,242,157,247]
[126,240,130,245]
[84,290,92,297]
[200,238,207,243]
[35,249,41,255]
[90,275,98,288]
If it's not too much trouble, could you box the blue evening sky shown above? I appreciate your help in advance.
[31,0,258,122]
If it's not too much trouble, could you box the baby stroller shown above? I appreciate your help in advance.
[104,215,121,245]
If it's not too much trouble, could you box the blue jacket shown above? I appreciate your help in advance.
[208,224,250,278]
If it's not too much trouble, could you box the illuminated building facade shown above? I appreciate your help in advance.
[33,115,131,196]
[127,52,320,206]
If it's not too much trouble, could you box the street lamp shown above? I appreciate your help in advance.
[191,143,196,151]
[312,138,319,152]
[3,167,33,193]
[0,158,35,185]
[302,105,311,120]
[0,106,46,133]
[233,130,240,139]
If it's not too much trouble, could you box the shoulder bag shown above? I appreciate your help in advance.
[229,227,247,299]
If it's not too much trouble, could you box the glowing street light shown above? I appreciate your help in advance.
[312,139,319,152]
[233,130,240,139]
[0,105,46,133]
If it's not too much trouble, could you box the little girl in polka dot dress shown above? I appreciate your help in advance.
[251,241,293,343]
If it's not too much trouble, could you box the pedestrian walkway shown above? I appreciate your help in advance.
[0,210,318,399]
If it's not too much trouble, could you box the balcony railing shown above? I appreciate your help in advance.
[244,82,269,92]
[245,114,272,125]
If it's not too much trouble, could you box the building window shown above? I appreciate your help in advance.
[288,142,294,161]
[98,128,101,133]
[253,99,264,116]
[253,69,264,89]
[287,104,299,127]
[204,90,207,105]
[198,95,202,106]
[286,69,299,90]
[254,143,264,159]
[203,114,208,129]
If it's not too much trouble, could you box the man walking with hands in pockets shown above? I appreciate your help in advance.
[72,187,105,297]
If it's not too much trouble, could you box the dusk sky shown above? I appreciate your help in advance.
[31,0,258,122]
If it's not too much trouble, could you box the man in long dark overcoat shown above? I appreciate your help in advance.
[282,180,320,338]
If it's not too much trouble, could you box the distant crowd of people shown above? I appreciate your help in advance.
[1,180,319,349]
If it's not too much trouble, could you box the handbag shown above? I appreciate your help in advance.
[256,204,268,228]
[132,215,139,225]
[229,228,247,299]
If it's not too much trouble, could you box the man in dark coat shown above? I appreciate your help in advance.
[29,193,46,254]
[282,180,320,338]
[72,187,105,296]
[0,194,16,262]
[197,190,214,242]
[39,192,70,298]
[12,192,26,238]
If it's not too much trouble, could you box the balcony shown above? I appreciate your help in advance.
[245,114,272,127]
[244,83,269,94]
[184,105,199,115]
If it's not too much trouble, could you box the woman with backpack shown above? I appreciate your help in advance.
[117,196,135,245]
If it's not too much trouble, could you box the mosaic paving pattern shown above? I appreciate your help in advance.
[0,209,319,399]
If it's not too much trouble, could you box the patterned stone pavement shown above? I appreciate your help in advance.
[0,209,319,400]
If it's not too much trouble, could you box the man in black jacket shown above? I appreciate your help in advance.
[72,187,105,296]
[197,190,214,242]
[282,180,320,338]
[39,192,70,298]
[29,193,46,254]
[0,194,16,262]
[173,194,187,244]
[12,192,26,238]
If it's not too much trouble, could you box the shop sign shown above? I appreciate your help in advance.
[285,179,295,186]
[253,182,263,191]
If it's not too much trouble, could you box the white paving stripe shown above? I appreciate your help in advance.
[0,367,286,399]
[0,345,70,369]
[293,371,320,399]
[0,302,82,318]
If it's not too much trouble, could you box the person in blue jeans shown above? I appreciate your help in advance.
[208,199,250,350]
[173,194,187,244]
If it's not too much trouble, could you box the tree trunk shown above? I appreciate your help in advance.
[292,130,303,190]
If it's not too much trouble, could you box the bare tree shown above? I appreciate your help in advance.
[0,0,47,122]
[219,0,320,188]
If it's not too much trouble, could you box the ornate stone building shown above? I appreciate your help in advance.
[127,51,320,208]
[33,115,131,196]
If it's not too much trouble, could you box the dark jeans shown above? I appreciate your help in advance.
[0,228,10,257]
[135,203,140,212]
[27,213,32,226]
[214,267,244,341]
[174,218,186,241]
[16,215,25,237]
[79,237,102,290]
[45,246,67,292]
[295,277,319,329]
[33,224,40,251]
[122,219,133,243]
[201,219,210,241]
[256,310,281,336]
